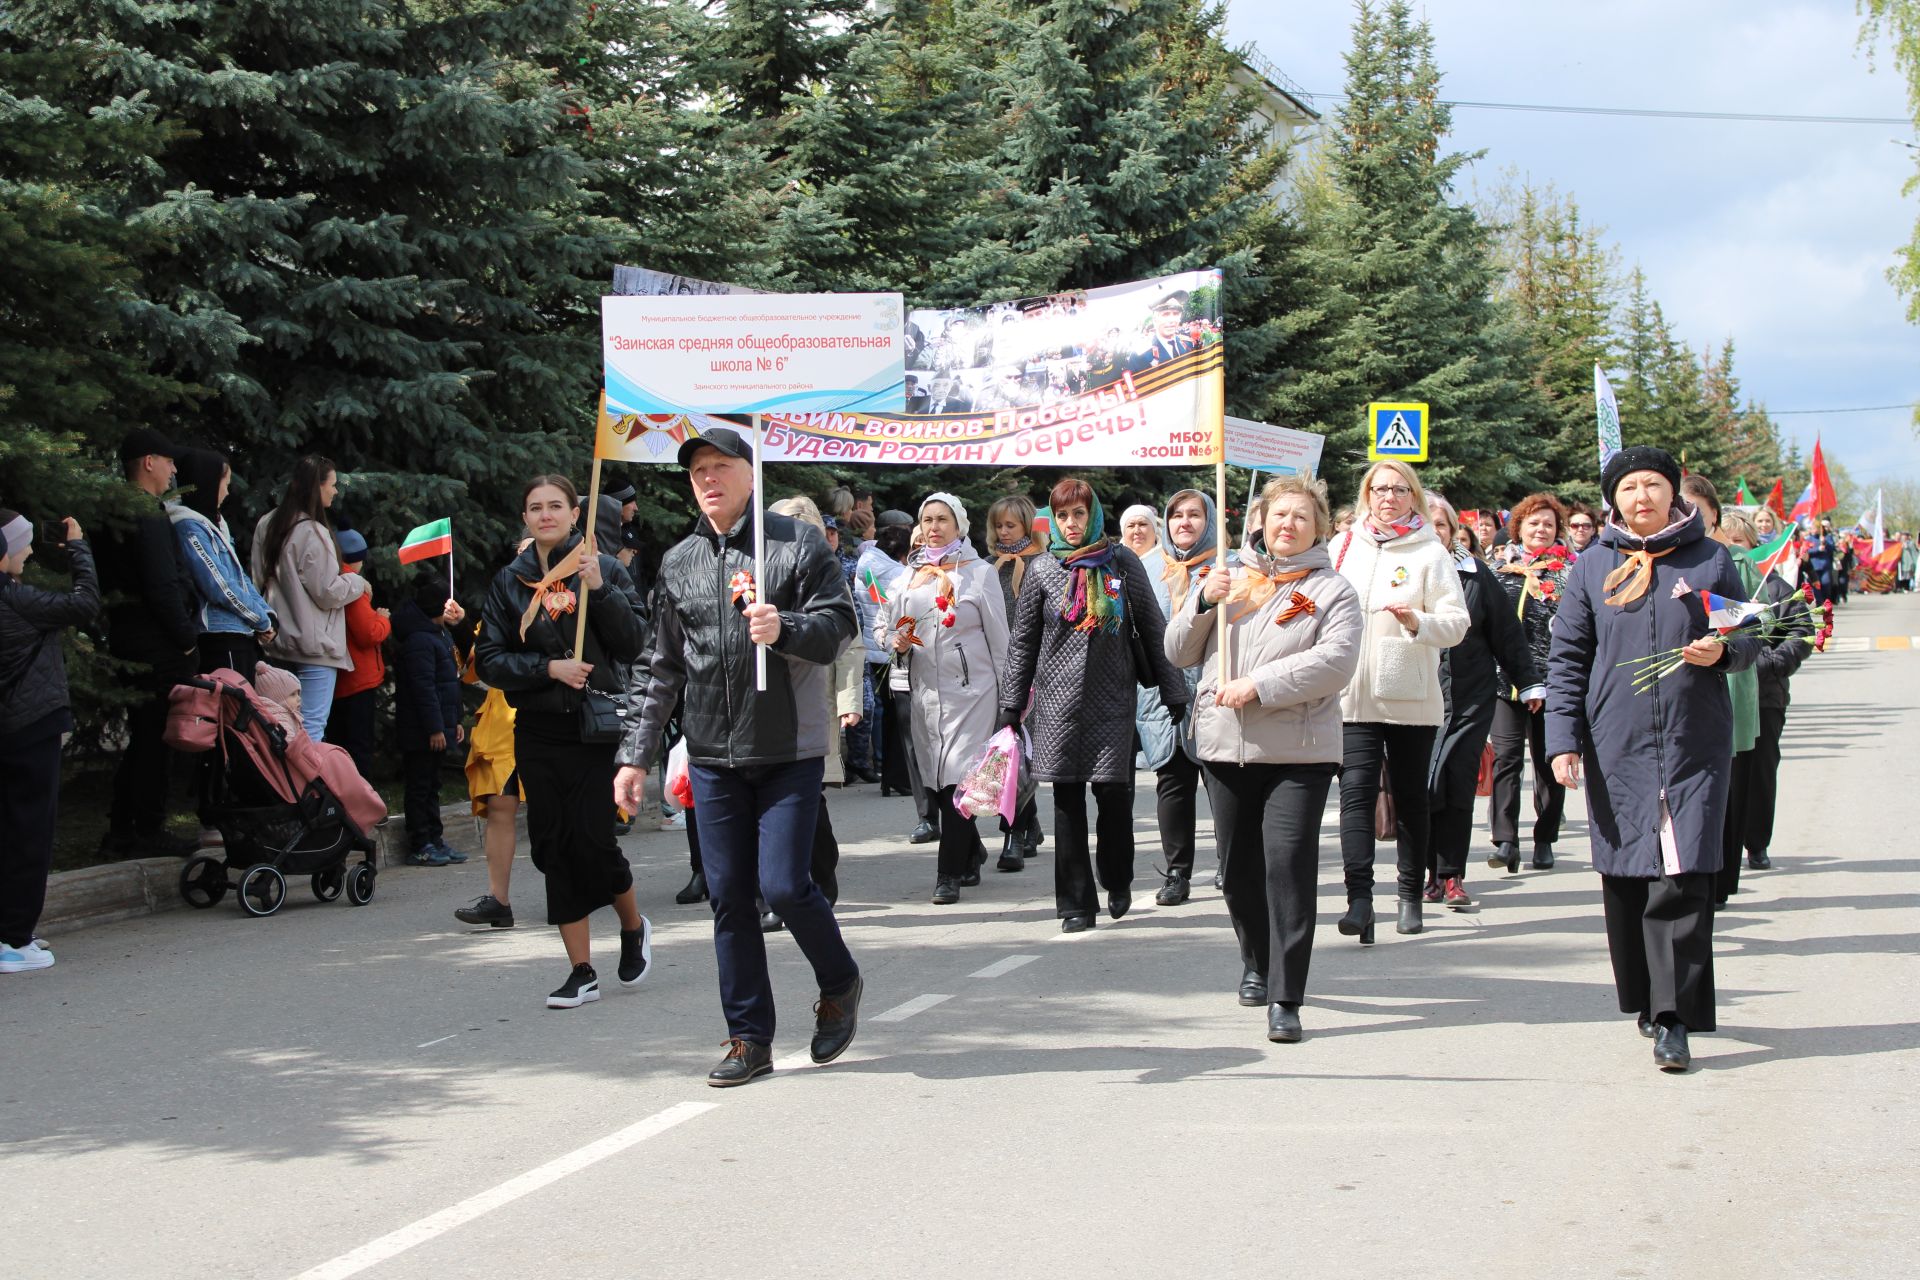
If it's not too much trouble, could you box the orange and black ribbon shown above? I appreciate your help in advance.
[515,543,586,641]
[1275,591,1317,626]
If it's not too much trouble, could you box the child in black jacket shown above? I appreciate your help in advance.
[393,571,465,865]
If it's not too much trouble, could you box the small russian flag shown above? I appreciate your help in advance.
[1696,588,1765,633]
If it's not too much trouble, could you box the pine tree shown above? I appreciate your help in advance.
[54,0,621,581]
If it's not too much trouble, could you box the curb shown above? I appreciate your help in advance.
[39,774,663,938]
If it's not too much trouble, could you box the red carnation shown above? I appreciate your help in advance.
[935,595,950,610]
[941,614,955,628]
[1801,583,1815,601]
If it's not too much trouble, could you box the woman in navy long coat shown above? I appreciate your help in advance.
[1545,447,1762,1073]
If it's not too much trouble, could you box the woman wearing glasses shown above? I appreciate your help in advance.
[1566,504,1598,556]
[1331,461,1469,941]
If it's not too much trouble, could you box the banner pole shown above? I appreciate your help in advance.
[1217,457,1230,690]
[574,457,603,658]
[753,413,768,693]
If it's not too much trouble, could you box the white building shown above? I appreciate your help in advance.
[1235,46,1323,200]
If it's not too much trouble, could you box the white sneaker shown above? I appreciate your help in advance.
[0,941,55,973]
[658,811,687,831]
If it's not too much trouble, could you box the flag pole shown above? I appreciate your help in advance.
[753,412,767,693]
[1216,462,1230,691]
[447,519,455,606]
[574,457,602,658]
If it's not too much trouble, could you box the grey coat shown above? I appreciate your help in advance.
[879,546,1009,789]
[0,540,100,737]
[1544,506,1761,878]
[1001,545,1187,784]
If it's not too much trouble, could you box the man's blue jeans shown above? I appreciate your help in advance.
[689,756,859,1044]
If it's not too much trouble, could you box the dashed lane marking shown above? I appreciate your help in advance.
[871,993,953,1022]
[415,1035,458,1050]
[970,954,1041,979]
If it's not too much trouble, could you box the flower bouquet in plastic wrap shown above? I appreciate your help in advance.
[953,727,1033,825]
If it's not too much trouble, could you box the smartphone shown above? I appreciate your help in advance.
[39,520,68,548]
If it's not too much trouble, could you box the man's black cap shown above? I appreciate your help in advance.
[119,426,179,465]
[604,475,637,503]
[678,426,753,468]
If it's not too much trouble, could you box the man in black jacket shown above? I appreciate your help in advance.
[92,428,199,857]
[614,428,861,1087]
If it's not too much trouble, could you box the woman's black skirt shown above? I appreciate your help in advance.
[515,711,631,925]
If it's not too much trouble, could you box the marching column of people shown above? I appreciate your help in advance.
[6,424,1842,1082]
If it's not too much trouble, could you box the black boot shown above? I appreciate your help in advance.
[1267,1002,1302,1043]
[996,834,1024,873]
[930,876,959,905]
[1489,841,1520,873]
[1337,898,1375,945]
[675,870,708,905]
[1532,841,1555,870]
[1396,898,1423,935]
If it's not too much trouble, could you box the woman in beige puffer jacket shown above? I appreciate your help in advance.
[1166,474,1362,1044]
[1329,460,1468,943]
[250,457,366,743]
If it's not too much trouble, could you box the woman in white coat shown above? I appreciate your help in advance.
[1330,459,1469,941]
[880,494,1010,903]
[250,456,367,742]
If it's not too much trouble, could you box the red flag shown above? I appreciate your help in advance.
[1765,478,1785,519]
[1810,438,1838,516]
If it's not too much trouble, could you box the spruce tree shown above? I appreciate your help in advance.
[1295,0,1543,503]
[55,0,620,580]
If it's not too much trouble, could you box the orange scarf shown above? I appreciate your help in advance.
[1497,549,1566,605]
[516,543,586,641]
[1159,550,1215,615]
[993,544,1040,601]
[1225,566,1313,624]
[1601,548,1672,607]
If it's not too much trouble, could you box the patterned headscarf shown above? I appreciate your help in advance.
[1048,492,1123,633]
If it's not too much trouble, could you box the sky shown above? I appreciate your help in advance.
[1226,0,1920,493]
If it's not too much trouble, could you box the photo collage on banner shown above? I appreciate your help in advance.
[597,268,1225,468]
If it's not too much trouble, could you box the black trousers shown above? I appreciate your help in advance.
[999,794,1043,847]
[329,688,378,781]
[882,682,931,822]
[1337,721,1437,902]
[932,785,985,878]
[1154,749,1202,878]
[109,679,179,837]
[1744,705,1787,859]
[1715,748,1755,902]
[812,794,840,903]
[1205,761,1337,1005]
[1601,872,1717,1031]
[1488,698,1565,847]
[197,633,261,682]
[0,726,62,947]
[402,749,445,849]
[1051,778,1135,918]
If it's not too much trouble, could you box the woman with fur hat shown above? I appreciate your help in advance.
[1545,445,1762,1072]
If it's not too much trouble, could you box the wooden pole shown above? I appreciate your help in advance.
[752,412,768,692]
[1216,457,1230,691]
[573,456,603,658]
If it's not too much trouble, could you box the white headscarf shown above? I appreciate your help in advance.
[920,492,969,539]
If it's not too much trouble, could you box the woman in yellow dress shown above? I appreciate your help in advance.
[453,549,526,929]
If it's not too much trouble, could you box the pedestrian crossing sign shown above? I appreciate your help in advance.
[1367,401,1429,462]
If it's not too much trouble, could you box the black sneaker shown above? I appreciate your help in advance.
[617,917,652,987]
[708,1038,773,1087]
[455,895,515,928]
[546,963,600,1009]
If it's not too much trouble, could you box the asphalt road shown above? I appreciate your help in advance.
[7,595,1918,1280]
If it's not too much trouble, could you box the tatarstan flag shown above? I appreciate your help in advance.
[862,567,888,605]
[1741,528,1796,578]
[1735,478,1756,506]
[399,518,453,564]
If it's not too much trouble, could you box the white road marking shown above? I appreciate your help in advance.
[772,1050,815,1072]
[970,954,1039,979]
[288,1100,717,1280]
[415,1035,457,1049]
[871,993,952,1022]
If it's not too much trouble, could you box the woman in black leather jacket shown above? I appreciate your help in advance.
[477,475,650,1010]
[0,511,99,973]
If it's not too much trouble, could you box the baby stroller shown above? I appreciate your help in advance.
[164,668,387,917]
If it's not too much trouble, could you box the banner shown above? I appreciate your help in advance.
[596,271,1220,467]
[601,292,905,426]
[1224,416,1324,475]
[609,264,755,298]
[1594,363,1622,472]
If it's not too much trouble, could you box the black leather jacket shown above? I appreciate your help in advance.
[476,534,648,718]
[1753,569,1814,710]
[618,506,855,771]
[0,540,101,738]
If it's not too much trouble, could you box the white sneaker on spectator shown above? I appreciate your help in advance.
[0,941,55,973]
[659,811,687,831]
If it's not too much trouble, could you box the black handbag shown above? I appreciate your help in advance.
[578,686,630,744]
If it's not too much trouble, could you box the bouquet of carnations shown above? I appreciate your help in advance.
[1619,580,1825,692]
[953,726,1032,823]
